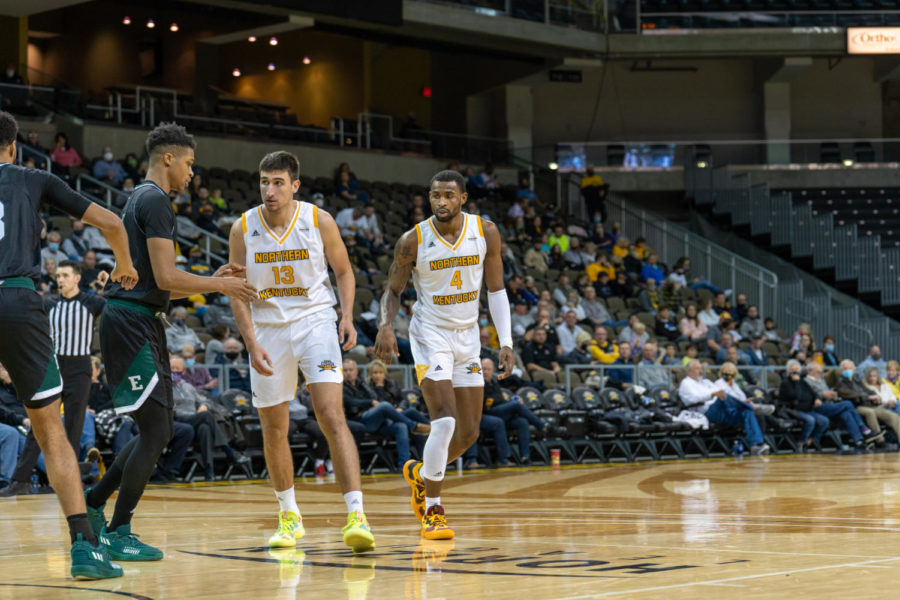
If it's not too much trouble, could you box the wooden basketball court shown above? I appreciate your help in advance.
[1,454,899,599]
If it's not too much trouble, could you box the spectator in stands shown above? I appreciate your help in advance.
[712,291,732,318]
[508,274,537,306]
[481,358,547,463]
[791,333,815,361]
[779,359,829,451]
[789,323,813,353]
[679,343,699,366]
[508,198,527,220]
[837,360,899,446]
[591,222,615,251]
[883,361,900,413]
[203,294,237,331]
[635,341,669,389]
[209,187,228,212]
[547,244,566,271]
[739,305,764,339]
[679,303,708,342]
[804,360,881,451]
[607,342,634,389]
[621,321,648,351]
[524,308,561,349]
[609,272,637,299]
[581,168,607,223]
[822,335,840,366]
[344,235,373,276]
[763,317,782,343]
[121,152,140,181]
[654,306,681,342]
[287,388,332,477]
[640,253,666,285]
[523,238,548,274]
[195,202,224,237]
[500,242,523,281]
[857,345,887,378]
[636,278,659,314]
[669,257,725,295]
[92,146,127,185]
[714,332,742,365]
[523,328,561,388]
[678,360,769,455]
[557,310,587,357]
[78,251,104,292]
[0,364,27,490]
[180,345,218,396]
[588,326,619,364]
[864,367,899,415]
[186,245,212,276]
[715,361,774,416]
[733,293,750,322]
[511,300,535,339]
[22,129,48,169]
[215,338,251,393]
[40,231,66,273]
[62,220,89,260]
[361,204,386,250]
[659,280,680,314]
[337,170,368,205]
[170,357,241,480]
[39,258,59,294]
[342,359,428,468]
[49,132,81,178]
[563,237,593,269]
[548,224,570,253]
[745,333,769,370]
[165,306,204,354]
[611,236,629,259]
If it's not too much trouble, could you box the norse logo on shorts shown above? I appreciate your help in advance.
[318,360,338,372]
[465,362,481,375]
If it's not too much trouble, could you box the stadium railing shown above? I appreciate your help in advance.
[75,173,230,268]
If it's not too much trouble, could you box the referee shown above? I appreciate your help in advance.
[0,260,105,497]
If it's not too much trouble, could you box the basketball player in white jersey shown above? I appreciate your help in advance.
[228,151,375,553]
[374,169,513,540]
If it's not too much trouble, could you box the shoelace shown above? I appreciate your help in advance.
[277,520,296,535]
[428,512,447,528]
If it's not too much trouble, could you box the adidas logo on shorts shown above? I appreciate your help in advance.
[434,365,443,371]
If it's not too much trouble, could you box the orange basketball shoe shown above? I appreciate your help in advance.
[421,505,454,540]
[402,460,426,521]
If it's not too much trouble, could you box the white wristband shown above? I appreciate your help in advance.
[487,289,513,348]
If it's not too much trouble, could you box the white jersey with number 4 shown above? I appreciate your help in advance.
[242,201,335,326]
[412,212,486,330]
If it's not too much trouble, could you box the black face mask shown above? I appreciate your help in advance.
[224,351,240,360]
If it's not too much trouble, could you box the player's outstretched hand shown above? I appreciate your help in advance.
[373,327,400,365]
[110,263,139,290]
[338,314,358,351]
[249,344,274,376]
[220,277,258,302]
[213,263,248,278]
[497,346,515,380]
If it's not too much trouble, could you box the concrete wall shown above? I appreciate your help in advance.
[76,123,517,186]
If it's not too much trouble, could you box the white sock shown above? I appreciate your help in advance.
[325,459,333,473]
[425,497,441,510]
[315,459,324,467]
[344,490,364,514]
[275,487,299,515]
[422,417,456,481]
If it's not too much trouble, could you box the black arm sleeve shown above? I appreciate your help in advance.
[34,170,91,218]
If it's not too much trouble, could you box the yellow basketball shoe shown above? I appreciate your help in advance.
[421,505,455,540]
[342,510,376,553]
[268,511,305,548]
[402,460,426,521]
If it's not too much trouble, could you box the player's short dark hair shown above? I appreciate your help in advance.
[259,151,300,181]
[145,122,196,157]
[0,111,18,149]
[58,260,82,274]
[430,170,466,195]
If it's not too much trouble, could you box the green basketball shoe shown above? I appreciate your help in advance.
[70,534,123,579]
[84,488,107,536]
[98,524,164,561]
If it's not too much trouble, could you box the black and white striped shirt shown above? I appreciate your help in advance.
[46,292,106,357]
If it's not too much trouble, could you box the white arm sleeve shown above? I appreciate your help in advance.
[487,289,513,349]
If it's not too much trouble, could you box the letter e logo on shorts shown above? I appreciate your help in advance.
[128,375,144,391]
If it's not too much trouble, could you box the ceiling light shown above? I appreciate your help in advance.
[548,162,559,171]
[146,19,155,29]
[248,35,256,42]
[302,56,311,65]
[269,37,278,46]
[123,16,131,25]
[169,23,179,32]
[843,158,854,167]
[696,160,708,168]
[267,63,275,71]
[232,68,241,77]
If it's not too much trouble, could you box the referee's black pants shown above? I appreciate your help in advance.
[12,355,92,483]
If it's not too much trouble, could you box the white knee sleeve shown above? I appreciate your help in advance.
[421,416,456,481]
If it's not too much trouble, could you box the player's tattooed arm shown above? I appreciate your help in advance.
[374,229,416,363]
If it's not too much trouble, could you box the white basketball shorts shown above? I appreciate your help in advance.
[409,317,484,388]
[250,308,343,408]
